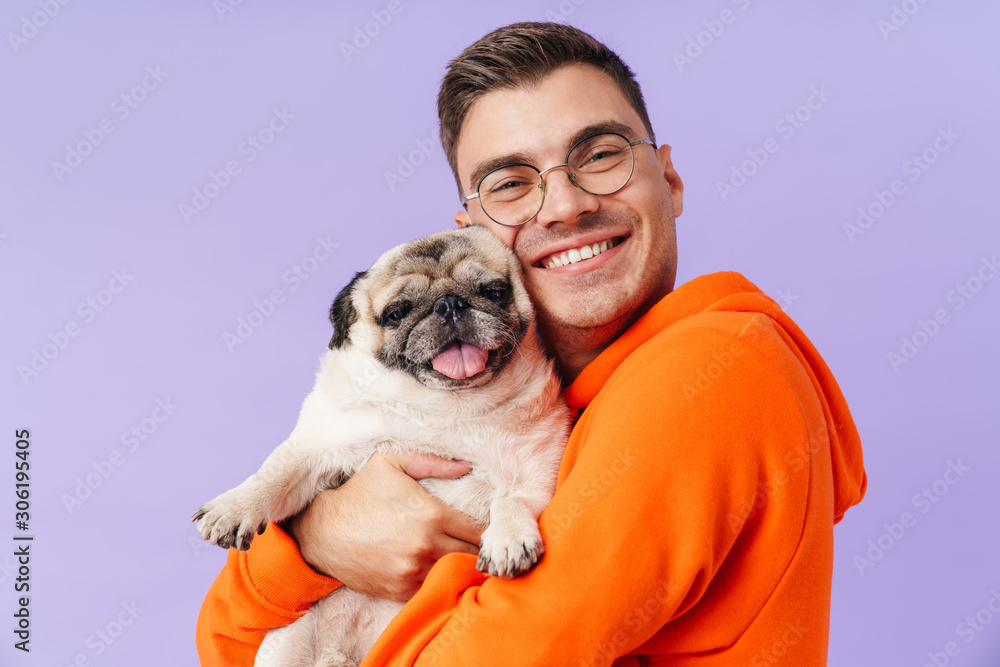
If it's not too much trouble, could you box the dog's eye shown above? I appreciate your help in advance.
[381,303,411,327]
[481,285,507,304]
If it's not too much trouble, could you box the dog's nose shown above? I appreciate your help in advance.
[433,295,468,324]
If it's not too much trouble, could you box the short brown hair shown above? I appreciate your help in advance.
[437,22,656,195]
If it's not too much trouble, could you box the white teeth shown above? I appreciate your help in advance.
[542,238,618,268]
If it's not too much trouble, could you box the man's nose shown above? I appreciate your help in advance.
[534,166,600,227]
[433,295,468,324]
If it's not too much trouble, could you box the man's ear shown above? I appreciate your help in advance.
[328,271,367,349]
[656,144,684,218]
[455,210,471,227]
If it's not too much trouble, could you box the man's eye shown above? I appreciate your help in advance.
[490,179,530,194]
[481,286,507,304]
[382,304,411,326]
[583,147,623,163]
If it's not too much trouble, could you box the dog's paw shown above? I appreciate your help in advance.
[476,511,544,578]
[192,488,269,551]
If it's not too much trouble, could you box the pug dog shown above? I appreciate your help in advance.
[193,225,571,667]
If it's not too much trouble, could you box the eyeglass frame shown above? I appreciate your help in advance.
[460,132,656,227]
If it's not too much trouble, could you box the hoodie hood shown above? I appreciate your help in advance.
[564,271,866,523]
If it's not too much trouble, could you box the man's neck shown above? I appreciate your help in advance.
[542,286,675,385]
[541,315,630,385]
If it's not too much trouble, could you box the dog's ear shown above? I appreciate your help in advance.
[328,271,367,349]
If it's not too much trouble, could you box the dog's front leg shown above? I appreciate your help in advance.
[193,438,342,551]
[477,493,548,578]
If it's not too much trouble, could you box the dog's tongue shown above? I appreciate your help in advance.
[431,343,488,379]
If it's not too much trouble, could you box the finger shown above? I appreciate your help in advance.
[432,534,480,560]
[439,505,486,546]
[393,450,472,480]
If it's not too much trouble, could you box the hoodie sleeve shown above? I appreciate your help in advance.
[361,315,838,666]
[196,522,342,666]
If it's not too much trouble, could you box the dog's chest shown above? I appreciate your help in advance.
[371,403,500,461]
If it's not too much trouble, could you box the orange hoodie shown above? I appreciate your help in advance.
[196,271,866,666]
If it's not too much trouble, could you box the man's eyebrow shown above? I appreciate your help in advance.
[566,121,641,149]
[465,120,643,193]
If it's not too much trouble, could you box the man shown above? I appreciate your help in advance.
[197,22,866,666]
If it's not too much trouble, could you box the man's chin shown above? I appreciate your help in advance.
[535,294,636,336]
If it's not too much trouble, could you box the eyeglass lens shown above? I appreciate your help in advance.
[477,133,636,226]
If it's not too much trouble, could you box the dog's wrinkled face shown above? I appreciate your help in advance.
[329,226,534,389]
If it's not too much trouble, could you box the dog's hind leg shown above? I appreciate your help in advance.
[312,588,404,666]
[254,611,318,667]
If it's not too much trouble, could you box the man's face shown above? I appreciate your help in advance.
[453,64,684,344]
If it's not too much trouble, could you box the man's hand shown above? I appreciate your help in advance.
[285,451,484,601]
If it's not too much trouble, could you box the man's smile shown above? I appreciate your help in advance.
[531,233,629,270]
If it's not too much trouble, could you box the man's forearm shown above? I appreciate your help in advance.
[195,522,341,665]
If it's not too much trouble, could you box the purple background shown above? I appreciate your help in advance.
[3,1,999,665]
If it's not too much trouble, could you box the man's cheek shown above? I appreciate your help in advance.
[488,222,518,249]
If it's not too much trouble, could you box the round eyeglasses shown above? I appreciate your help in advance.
[461,132,655,227]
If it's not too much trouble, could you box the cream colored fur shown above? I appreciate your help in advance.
[195,228,570,666]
